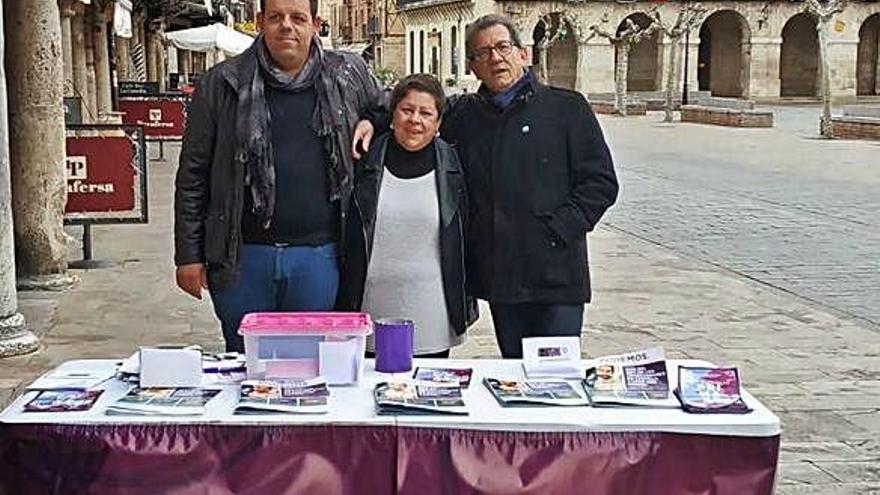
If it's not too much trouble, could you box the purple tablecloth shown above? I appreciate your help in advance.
[0,423,779,495]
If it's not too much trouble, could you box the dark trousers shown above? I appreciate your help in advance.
[210,243,340,352]
[489,302,584,358]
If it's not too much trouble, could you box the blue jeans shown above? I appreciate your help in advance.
[489,303,584,359]
[210,243,340,352]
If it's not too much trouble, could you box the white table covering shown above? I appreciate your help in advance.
[0,358,780,437]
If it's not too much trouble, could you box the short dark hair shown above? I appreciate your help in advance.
[390,74,445,115]
[465,14,523,61]
[260,0,319,18]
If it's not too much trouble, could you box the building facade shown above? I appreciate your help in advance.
[327,0,406,79]
[398,0,880,100]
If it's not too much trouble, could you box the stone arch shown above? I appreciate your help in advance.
[532,13,578,90]
[698,9,752,98]
[857,13,880,96]
[618,12,660,92]
[780,13,818,97]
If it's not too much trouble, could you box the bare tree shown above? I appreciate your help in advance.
[649,4,707,123]
[590,14,658,116]
[802,0,847,137]
[534,14,567,84]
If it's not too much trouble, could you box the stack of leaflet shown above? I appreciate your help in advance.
[581,348,680,408]
[22,362,115,413]
[24,390,104,413]
[374,381,468,415]
[675,366,752,414]
[483,378,589,407]
[105,387,222,416]
[235,378,329,415]
[412,367,473,388]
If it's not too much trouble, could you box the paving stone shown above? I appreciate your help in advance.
[777,461,840,485]
[814,461,880,483]
[780,442,868,463]
[2,113,880,493]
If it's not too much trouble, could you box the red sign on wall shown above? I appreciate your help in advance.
[118,96,188,141]
[64,125,148,224]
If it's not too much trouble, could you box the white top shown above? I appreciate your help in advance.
[362,170,465,355]
[0,359,780,437]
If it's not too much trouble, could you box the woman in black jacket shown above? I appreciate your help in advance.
[337,74,476,358]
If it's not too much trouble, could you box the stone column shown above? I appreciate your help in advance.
[116,35,131,81]
[749,37,782,100]
[582,38,616,94]
[876,34,880,95]
[59,0,75,97]
[145,27,157,83]
[574,41,590,97]
[684,34,700,98]
[827,38,859,98]
[84,11,98,122]
[155,34,167,92]
[657,35,671,95]
[179,49,191,85]
[92,5,113,119]
[3,0,74,286]
[71,3,88,111]
[0,1,40,358]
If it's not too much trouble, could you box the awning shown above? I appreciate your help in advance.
[165,23,256,56]
[334,42,371,55]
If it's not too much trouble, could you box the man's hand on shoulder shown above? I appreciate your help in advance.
[352,120,374,160]
[176,263,207,300]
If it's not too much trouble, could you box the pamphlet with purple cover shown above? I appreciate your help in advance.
[23,389,104,413]
[675,366,752,414]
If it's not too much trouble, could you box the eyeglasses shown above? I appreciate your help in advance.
[469,41,517,62]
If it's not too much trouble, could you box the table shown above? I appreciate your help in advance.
[0,359,780,495]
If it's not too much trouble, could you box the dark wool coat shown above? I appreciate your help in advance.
[441,76,619,304]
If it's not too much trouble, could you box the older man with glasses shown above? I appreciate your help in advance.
[354,14,618,359]
[444,14,618,359]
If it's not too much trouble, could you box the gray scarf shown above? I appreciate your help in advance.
[235,35,323,229]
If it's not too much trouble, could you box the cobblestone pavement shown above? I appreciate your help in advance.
[2,109,879,493]
[602,106,880,329]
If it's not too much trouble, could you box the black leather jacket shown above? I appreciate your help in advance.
[336,133,478,334]
[174,46,383,289]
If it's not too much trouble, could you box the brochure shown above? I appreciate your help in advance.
[412,367,473,388]
[23,389,104,412]
[582,348,679,408]
[374,381,468,415]
[521,337,583,379]
[483,378,589,407]
[235,379,329,415]
[675,366,752,414]
[105,387,221,416]
[27,367,115,391]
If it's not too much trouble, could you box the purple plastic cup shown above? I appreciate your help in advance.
[374,318,414,373]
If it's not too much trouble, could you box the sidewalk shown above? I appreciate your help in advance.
[1,141,878,493]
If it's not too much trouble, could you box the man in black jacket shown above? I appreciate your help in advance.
[174,0,382,352]
[442,15,618,358]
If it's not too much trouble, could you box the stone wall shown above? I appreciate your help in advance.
[681,105,774,127]
[829,116,880,140]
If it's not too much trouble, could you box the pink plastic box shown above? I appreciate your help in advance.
[238,312,373,385]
